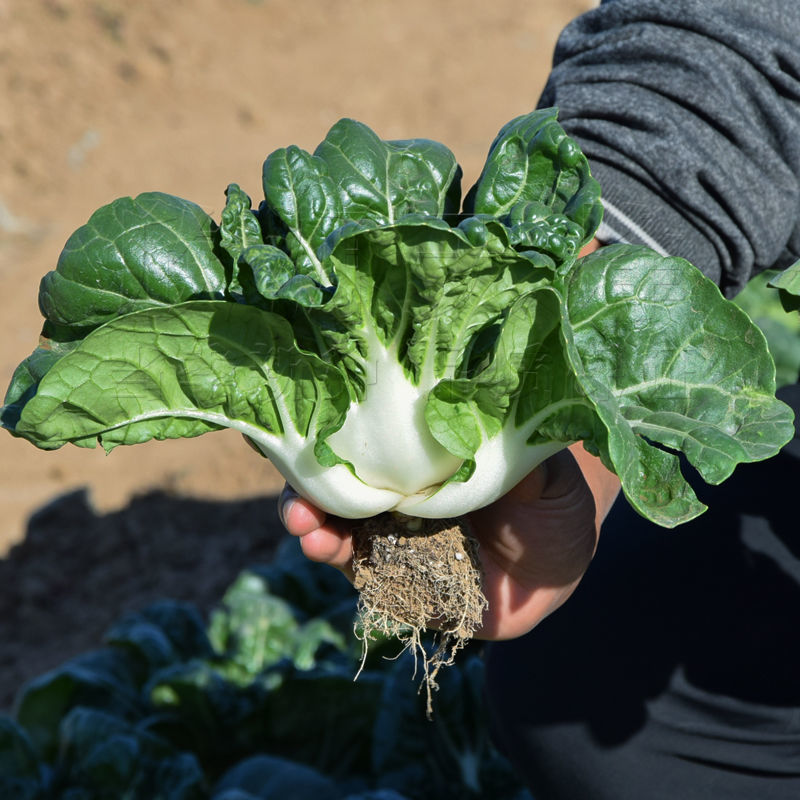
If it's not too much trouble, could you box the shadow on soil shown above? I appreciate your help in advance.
[0,488,285,711]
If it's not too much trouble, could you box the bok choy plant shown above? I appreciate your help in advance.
[2,109,794,679]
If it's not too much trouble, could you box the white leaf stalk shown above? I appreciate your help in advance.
[250,329,569,518]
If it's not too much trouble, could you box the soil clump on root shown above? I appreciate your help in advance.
[352,513,487,714]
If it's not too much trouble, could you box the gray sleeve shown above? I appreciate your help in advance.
[539,0,800,296]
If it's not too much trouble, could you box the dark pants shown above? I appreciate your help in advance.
[486,385,800,799]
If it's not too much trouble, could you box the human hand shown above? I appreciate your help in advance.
[279,444,619,640]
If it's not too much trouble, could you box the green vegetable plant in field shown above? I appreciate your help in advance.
[3,108,792,525]
[0,541,533,799]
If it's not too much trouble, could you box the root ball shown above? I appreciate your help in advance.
[351,513,487,714]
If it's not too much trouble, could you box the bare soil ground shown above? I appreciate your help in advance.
[0,0,595,710]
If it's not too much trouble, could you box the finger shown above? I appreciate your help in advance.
[277,484,355,579]
[278,485,327,535]
[299,527,355,579]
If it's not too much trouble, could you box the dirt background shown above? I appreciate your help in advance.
[0,0,596,709]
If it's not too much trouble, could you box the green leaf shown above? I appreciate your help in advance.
[213,754,342,800]
[105,601,214,680]
[507,210,585,266]
[1,334,80,430]
[57,708,142,784]
[241,541,363,665]
[215,791,261,800]
[735,270,800,387]
[0,717,44,800]
[146,660,260,762]
[57,707,206,799]
[221,184,264,264]
[238,244,326,307]
[558,244,795,525]
[38,193,226,329]
[465,107,602,243]
[748,317,800,388]
[321,220,546,384]
[314,118,461,225]
[14,649,143,760]
[11,300,349,453]
[769,259,800,313]
[248,538,357,624]
[256,666,384,779]
[425,288,564,463]
[208,572,312,677]
[220,183,264,296]
[371,653,528,800]
[291,618,349,670]
[262,145,342,286]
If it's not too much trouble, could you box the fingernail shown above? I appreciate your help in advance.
[278,484,298,528]
[278,483,298,528]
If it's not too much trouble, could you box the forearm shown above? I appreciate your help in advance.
[541,0,800,295]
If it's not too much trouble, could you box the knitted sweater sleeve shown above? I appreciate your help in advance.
[539,0,800,296]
